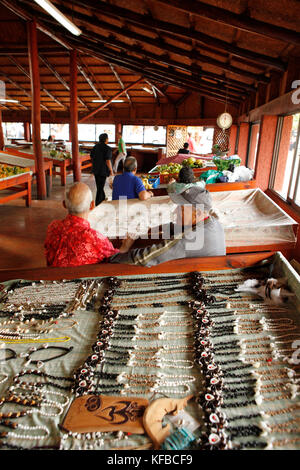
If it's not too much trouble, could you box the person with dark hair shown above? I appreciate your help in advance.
[91,133,114,205]
[47,134,55,142]
[178,142,190,154]
[178,166,195,184]
[112,157,153,201]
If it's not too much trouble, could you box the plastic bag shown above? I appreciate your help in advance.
[199,170,223,184]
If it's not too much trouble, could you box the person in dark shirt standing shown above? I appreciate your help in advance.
[91,133,114,205]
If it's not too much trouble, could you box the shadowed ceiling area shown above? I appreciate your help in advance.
[0,0,299,119]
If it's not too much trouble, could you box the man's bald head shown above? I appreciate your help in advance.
[64,182,93,215]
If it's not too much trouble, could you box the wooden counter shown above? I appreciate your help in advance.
[1,148,91,187]
[0,150,53,196]
[151,179,257,196]
[0,171,32,207]
[0,252,276,281]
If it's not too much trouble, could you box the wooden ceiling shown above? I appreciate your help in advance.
[0,0,299,117]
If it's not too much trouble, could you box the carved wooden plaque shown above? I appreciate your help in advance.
[62,395,149,434]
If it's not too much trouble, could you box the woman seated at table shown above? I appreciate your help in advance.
[108,175,225,267]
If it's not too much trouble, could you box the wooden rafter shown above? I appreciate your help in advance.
[0,0,71,50]
[109,64,132,106]
[9,56,66,109]
[39,54,88,109]
[66,34,243,103]
[34,16,245,103]
[79,55,109,101]
[79,77,144,123]
[0,70,49,112]
[63,0,286,70]
[73,26,254,94]
[78,62,103,100]
[48,2,270,83]
[155,0,300,46]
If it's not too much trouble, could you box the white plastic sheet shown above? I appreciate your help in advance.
[89,188,297,247]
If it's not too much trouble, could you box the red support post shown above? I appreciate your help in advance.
[0,110,4,150]
[237,122,250,166]
[228,124,238,155]
[24,122,31,142]
[27,19,46,199]
[70,49,81,182]
[254,115,278,191]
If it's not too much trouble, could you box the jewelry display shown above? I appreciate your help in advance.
[21,345,74,366]
[0,423,50,440]
[0,348,17,362]
[0,336,71,344]
[0,266,300,450]
[0,374,8,385]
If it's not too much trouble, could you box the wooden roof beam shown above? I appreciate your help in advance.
[5,93,28,110]
[66,0,286,70]
[79,77,144,123]
[156,0,300,46]
[76,44,241,106]
[39,54,88,110]
[32,3,270,83]
[0,70,49,112]
[175,92,191,107]
[68,35,245,101]
[9,57,66,110]
[91,31,254,94]
[78,63,103,100]
[0,0,71,50]
[79,55,110,101]
[49,20,248,98]
[109,64,132,106]
[75,53,241,107]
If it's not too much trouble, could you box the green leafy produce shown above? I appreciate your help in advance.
[213,156,241,171]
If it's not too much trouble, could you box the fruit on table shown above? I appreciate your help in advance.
[182,158,204,168]
[49,149,58,158]
[141,175,153,190]
[0,164,30,179]
[49,150,72,160]
[156,163,183,174]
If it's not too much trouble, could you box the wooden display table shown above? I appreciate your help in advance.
[151,179,257,196]
[89,189,297,259]
[0,252,278,281]
[0,150,53,196]
[0,148,92,187]
[49,154,92,186]
[0,171,32,207]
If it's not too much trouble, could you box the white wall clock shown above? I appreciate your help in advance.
[217,112,233,130]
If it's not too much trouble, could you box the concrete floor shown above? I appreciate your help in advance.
[0,172,113,271]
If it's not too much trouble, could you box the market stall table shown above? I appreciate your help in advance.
[46,153,92,186]
[1,148,92,187]
[89,188,297,258]
[0,252,299,450]
[0,170,32,206]
[0,151,53,196]
[150,179,257,196]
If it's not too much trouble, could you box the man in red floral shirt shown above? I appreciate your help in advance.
[45,182,131,267]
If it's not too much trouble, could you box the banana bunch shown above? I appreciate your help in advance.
[141,175,153,190]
